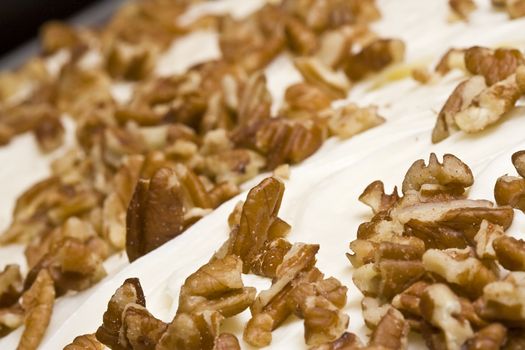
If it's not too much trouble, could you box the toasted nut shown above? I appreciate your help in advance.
[435,48,467,75]
[359,181,399,214]
[506,0,525,18]
[493,235,525,271]
[284,16,318,55]
[251,238,293,278]
[0,305,24,337]
[121,304,167,349]
[294,57,351,99]
[455,73,522,133]
[422,247,498,298]
[420,284,474,350]
[432,76,486,143]
[402,153,473,195]
[462,323,507,350]
[64,334,104,350]
[512,150,525,177]
[178,255,256,317]
[474,272,525,326]
[213,333,241,350]
[157,311,222,350]
[96,278,145,349]
[369,308,409,350]
[283,82,333,115]
[392,281,430,320]
[244,313,273,347]
[105,40,157,80]
[449,0,477,19]
[465,46,524,86]
[126,167,184,262]
[494,175,525,211]
[473,220,504,260]
[361,297,391,329]
[309,332,363,350]
[204,149,265,185]
[33,116,65,153]
[327,104,385,140]
[0,265,23,308]
[40,21,81,54]
[344,38,405,81]
[18,270,55,350]
[303,296,349,346]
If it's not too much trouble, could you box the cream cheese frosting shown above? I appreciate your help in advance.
[2,0,525,348]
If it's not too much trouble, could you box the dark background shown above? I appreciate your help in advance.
[0,0,99,56]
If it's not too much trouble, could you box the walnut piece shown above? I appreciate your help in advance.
[177,255,256,317]
[18,269,55,350]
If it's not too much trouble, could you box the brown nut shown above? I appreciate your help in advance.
[33,116,65,153]
[120,304,167,350]
[284,16,318,55]
[473,220,505,260]
[435,48,467,75]
[402,153,474,195]
[465,46,524,86]
[303,296,349,346]
[126,167,185,262]
[422,247,498,298]
[0,305,24,337]
[243,312,273,347]
[454,73,522,133]
[512,150,525,178]
[493,235,525,271]
[420,283,474,350]
[178,255,256,317]
[294,57,351,99]
[432,76,486,143]
[495,175,525,212]
[344,38,405,81]
[462,323,507,350]
[18,269,55,350]
[449,0,477,20]
[0,264,23,308]
[96,278,145,349]
[506,0,525,18]
[213,333,241,350]
[64,334,104,350]
[474,272,525,327]
[157,311,222,350]
[358,181,399,215]
[326,104,385,140]
[369,308,409,350]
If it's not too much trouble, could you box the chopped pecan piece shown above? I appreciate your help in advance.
[64,334,104,350]
[494,175,525,212]
[402,153,473,195]
[474,272,525,326]
[344,38,405,81]
[284,16,318,55]
[493,235,525,271]
[422,247,498,298]
[435,48,467,75]
[358,181,399,214]
[361,297,391,329]
[449,0,477,20]
[126,167,184,262]
[369,308,409,350]
[309,332,363,350]
[294,57,351,99]
[0,264,23,308]
[203,149,265,185]
[157,311,222,350]
[303,296,349,346]
[463,323,507,350]
[0,305,24,337]
[432,76,486,143]
[177,255,256,317]
[326,104,385,140]
[33,116,65,153]
[282,82,333,119]
[465,46,524,86]
[96,278,145,349]
[454,73,522,133]
[121,304,167,349]
[420,283,474,350]
[18,270,55,350]
[512,150,525,177]
[213,333,241,350]
[473,220,504,260]
[506,0,525,18]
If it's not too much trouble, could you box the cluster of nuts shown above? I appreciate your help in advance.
[429,46,525,143]
[63,177,349,349]
[339,152,525,349]
[0,0,400,348]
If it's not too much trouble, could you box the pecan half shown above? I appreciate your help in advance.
[18,269,55,350]
[126,167,184,262]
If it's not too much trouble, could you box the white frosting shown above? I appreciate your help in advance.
[1,0,525,348]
